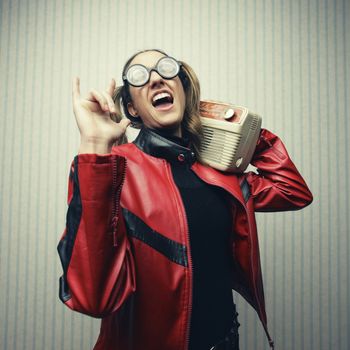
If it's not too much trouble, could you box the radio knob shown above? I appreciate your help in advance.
[224,108,235,119]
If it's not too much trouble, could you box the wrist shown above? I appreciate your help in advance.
[79,138,113,154]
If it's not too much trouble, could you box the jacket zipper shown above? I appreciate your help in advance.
[111,155,127,247]
[182,200,193,350]
[164,161,193,350]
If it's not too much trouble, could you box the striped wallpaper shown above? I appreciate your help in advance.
[0,0,349,349]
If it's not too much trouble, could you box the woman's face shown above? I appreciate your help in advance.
[126,51,186,137]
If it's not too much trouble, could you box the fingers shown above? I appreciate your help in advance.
[101,91,117,114]
[86,89,110,113]
[73,77,118,114]
[106,78,116,96]
[72,76,80,103]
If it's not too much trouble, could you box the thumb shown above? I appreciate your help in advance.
[118,118,131,132]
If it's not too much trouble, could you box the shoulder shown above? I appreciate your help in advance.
[111,142,163,166]
[111,143,142,166]
[111,142,138,157]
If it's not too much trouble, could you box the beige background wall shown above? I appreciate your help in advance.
[0,0,349,349]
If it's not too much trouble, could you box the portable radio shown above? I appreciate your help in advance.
[199,100,262,173]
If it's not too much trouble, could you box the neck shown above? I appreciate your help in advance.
[153,126,182,138]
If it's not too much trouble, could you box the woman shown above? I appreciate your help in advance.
[57,49,313,350]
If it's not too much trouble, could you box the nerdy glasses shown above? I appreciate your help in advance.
[122,56,182,87]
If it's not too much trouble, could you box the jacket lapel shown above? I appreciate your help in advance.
[191,163,246,208]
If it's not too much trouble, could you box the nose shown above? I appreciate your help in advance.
[149,70,164,88]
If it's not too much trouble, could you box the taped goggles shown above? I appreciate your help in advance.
[123,56,182,87]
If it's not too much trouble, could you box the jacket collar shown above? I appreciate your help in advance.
[133,127,196,165]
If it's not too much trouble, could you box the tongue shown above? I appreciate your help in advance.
[154,102,173,111]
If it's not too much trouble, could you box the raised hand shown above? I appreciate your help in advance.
[72,77,130,154]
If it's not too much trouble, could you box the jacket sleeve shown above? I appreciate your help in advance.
[241,128,313,212]
[57,153,136,318]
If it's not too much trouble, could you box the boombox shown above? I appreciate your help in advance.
[199,100,262,173]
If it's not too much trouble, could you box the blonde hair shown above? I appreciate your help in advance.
[112,49,203,161]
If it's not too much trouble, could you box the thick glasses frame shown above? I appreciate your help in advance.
[122,56,182,87]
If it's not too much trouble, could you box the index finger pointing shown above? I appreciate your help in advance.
[72,76,81,102]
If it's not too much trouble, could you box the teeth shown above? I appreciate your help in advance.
[152,92,171,103]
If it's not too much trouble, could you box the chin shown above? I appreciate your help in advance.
[151,119,182,136]
[160,119,183,129]
[155,111,183,126]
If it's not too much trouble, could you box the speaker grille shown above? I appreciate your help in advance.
[200,127,242,166]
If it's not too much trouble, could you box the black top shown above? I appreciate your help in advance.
[152,129,236,349]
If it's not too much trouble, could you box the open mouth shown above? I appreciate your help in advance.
[152,92,174,110]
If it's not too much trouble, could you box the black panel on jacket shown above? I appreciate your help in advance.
[57,156,83,303]
[122,208,188,267]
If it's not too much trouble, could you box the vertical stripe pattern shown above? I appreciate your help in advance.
[0,0,349,349]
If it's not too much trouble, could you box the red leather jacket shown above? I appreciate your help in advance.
[58,127,313,350]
